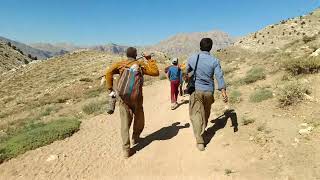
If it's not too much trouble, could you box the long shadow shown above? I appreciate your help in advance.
[133,122,190,152]
[203,109,238,146]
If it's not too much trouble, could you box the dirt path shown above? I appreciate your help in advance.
[0,80,319,180]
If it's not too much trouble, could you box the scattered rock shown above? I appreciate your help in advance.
[299,123,308,127]
[310,48,320,57]
[249,136,254,141]
[298,126,313,135]
[46,154,58,162]
[0,130,7,137]
[291,143,298,148]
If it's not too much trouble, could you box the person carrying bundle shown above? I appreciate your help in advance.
[105,47,159,158]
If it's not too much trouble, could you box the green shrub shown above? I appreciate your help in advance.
[229,90,241,104]
[0,118,81,163]
[283,56,320,75]
[82,99,108,115]
[242,67,266,84]
[278,80,310,107]
[250,88,273,103]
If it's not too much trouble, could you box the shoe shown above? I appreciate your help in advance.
[196,144,205,151]
[132,137,141,145]
[171,103,178,110]
[123,148,135,159]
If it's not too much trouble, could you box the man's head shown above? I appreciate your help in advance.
[126,47,137,59]
[200,38,213,52]
[172,57,178,65]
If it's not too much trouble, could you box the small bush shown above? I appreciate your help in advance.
[278,80,310,107]
[229,90,241,104]
[0,118,81,163]
[223,66,239,75]
[241,67,266,84]
[242,117,255,126]
[37,105,60,117]
[250,88,273,103]
[302,36,316,43]
[257,124,266,132]
[283,56,320,75]
[82,99,108,115]
[79,77,93,82]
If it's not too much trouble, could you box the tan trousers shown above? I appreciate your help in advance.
[118,98,145,150]
[189,91,214,144]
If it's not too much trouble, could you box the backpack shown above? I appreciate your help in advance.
[117,61,144,103]
[186,54,199,94]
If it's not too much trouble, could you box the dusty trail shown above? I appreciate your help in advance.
[0,80,319,180]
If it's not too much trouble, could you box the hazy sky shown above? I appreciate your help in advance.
[0,0,319,46]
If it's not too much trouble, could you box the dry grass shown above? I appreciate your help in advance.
[250,88,273,103]
[277,80,310,107]
[241,67,266,84]
[283,56,320,75]
[229,90,242,104]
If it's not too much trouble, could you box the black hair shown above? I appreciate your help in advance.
[126,47,137,58]
[200,38,213,52]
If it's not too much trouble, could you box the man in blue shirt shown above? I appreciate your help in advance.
[187,38,228,151]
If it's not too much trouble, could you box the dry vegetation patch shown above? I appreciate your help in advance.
[277,80,310,107]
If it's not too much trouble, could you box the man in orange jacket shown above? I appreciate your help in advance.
[105,47,159,158]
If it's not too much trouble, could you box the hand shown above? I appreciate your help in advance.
[221,89,228,103]
[142,52,152,60]
[144,55,152,60]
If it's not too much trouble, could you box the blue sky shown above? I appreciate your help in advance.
[0,0,319,46]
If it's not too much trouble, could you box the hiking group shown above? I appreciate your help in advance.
[105,38,228,158]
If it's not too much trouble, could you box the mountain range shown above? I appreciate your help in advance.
[1,29,236,60]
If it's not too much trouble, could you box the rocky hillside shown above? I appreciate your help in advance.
[0,41,32,74]
[0,36,51,59]
[29,43,79,57]
[90,43,129,54]
[147,30,235,57]
[235,9,320,51]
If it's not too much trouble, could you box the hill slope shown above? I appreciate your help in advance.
[0,36,51,59]
[148,30,235,57]
[0,41,31,74]
[235,9,320,51]
[29,43,78,57]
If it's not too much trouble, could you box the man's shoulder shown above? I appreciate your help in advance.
[188,53,199,63]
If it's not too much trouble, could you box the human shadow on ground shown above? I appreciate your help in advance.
[174,99,189,110]
[203,109,238,146]
[133,122,190,152]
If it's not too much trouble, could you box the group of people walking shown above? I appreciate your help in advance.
[105,38,228,158]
